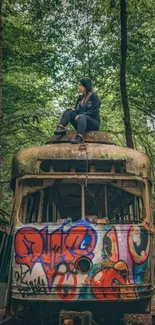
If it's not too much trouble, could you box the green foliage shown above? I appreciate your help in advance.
[1,0,155,212]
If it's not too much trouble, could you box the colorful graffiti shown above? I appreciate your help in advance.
[91,263,126,300]
[13,222,151,301]
[90,260,137,301]
[82,224,151,301]
[14,219,97,287]
[128,225,150,264]
[102,225,150,283]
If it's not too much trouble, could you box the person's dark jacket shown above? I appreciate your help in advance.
[74,92,101,122]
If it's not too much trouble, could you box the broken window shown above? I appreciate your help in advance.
[21,183,82,223]
[85,184,144,223]
[21,180,145,224]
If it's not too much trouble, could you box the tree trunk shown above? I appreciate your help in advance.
[120,0,134,148]
[0,0,3,121]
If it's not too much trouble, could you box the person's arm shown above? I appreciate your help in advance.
[74,95,82,111]
[84,93,101,117]
[66,95,81,111]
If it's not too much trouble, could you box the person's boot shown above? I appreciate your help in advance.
[71,134,83,144]
[54,125,66,135]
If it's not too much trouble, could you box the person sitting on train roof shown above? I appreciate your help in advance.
[54,77,101,144]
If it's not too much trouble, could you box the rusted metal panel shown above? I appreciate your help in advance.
[47,130,115,144]
[59,310,92,325]
[20,174,147,181]
[11,142,151,183]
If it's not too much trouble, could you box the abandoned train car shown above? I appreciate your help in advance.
[9,131,155,324]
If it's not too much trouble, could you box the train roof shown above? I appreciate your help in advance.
[11,131,151,185]
[47,130,115,145]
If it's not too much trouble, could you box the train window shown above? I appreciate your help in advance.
[85,184,144,223]
[22,191,40,223]
[21,181,144,224]
[21,183,82,223]
[55,183,81,221]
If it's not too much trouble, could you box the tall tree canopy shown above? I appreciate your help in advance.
[0,0,155,211]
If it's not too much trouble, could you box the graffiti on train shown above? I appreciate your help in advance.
[83,224,151,301]
[13,223,151,301]
[14,265,77,298]
[14,220,97,286]
[14,265,51,296]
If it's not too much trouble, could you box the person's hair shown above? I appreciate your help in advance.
[79,77,93,94]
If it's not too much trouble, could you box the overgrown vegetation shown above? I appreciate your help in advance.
[0,0,155,212]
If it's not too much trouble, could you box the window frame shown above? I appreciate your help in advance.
[18,178,149,225]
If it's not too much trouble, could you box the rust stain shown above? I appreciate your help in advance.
[47,130,115,145]
[11,131,151,186]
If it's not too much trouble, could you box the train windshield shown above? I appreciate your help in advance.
[21,180,145,224]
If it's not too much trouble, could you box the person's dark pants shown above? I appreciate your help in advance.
[59,109,100,134]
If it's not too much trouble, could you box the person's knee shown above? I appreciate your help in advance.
[63,109,71,117]
[78,114,86,120]
[70,110,76,117]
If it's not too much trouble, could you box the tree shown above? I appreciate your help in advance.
[120,0,134,148]
[0,0,2,120]
[1,0,155,212]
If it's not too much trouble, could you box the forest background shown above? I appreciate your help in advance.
[0,0,155,213]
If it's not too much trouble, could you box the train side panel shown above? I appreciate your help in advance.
[12,220,153,302]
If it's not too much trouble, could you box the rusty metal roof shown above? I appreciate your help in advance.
[11,131,151,184]
[47,131,115,144]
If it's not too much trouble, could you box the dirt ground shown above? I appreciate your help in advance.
[125,314,152,325]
